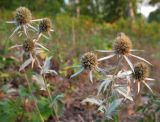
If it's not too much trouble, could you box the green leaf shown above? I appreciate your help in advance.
[50,93,65,116]
[37,97,52,120]
[0,98,23,122]
[51,93,64,104]
[1,84,12,93]
[18,85,30,97]
[32,112,41,122]
[105,98,123,119]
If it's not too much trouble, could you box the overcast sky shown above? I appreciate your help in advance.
[137,0,159,18]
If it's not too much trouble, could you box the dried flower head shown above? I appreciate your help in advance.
[39,18,52,33]
[37,18,54,40]
[9,38,49,71]
[15,7,32,25]
[129,62,154,93]
[133,62,149,81]
[23,39,35,52]
[113,32,132,55]
[97,32,151,72]
[81,52,98,70]
[7,7,43,38]
[70,52,102,82]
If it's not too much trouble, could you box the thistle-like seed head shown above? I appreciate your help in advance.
[133,62,149,81]
[39,18,52,33]
[15,7,32,25]
[113,32,132,55]
[23,39,35,52]
[81,52,98,70]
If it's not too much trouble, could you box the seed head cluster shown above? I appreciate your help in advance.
[81,52,98,70]
[113,32,132,55]
[23,39,35,52]
[133,62,149,81]
[39,18,52,33]
[15,7,32,25]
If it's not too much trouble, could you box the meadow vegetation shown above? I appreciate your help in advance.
[0,4,160,122]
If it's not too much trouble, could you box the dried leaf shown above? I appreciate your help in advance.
[70,68,84,78]
[82,98,103,106]
[116,87,133,101]
[124,55,134,72]
[98,54,115,61]
[97,79,112,95]
[19,58,32,71]
[129,54,152,65]
[32,74,46,90]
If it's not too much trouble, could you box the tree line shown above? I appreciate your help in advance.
[0,0,159,22]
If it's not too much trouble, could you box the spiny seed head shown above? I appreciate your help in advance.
[23,39,35,52]
[81,52,98,70]
[133,62,149,81]
[113,32,132,55]
[15,7,32,25]
[39,18,52,33]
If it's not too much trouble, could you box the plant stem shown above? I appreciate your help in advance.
[24,74,44,122]
[42,75,59,122]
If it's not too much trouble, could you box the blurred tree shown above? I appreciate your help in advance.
[0,0,65,16]
[148,0,160,22]
[67,0,137,22]
[148,8,160,22]
[149,0,160,5]
[100,0,137,22]
[0,0,138,22]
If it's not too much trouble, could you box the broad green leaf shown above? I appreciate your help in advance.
[37,97,52,120]
[50,93,65,116]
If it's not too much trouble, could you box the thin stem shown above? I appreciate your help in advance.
[24,74,44,122]
[104,57,123,99]
[4,38,10,54]
[42,74,59,122]
[71,18,76,50]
